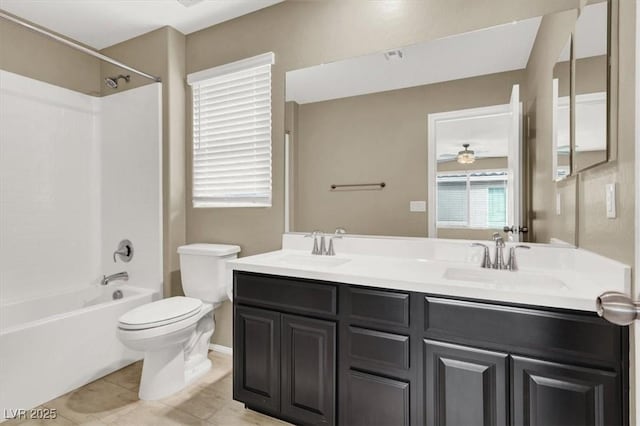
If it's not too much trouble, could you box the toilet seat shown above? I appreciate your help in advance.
[119,297,203,330]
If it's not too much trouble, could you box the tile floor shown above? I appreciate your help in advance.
[6,352,291,426]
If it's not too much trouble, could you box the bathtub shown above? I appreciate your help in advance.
[0,284,157,417]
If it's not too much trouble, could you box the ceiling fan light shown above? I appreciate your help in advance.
[457,143,476,164]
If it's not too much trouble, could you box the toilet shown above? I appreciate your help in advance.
[116,243,240,400]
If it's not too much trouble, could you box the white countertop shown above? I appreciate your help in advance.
[227,234,632,313]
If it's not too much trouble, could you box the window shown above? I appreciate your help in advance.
[187,52,274,208]
[437,171,508,229]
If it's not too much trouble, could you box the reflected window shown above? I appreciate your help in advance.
[437,171,508,229]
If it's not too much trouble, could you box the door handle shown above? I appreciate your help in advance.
[596,292,640,325]
[503,226,529,234]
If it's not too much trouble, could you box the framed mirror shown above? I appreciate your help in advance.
[552,36,572,181]
[572,1,609,173]
[284,7,589,244]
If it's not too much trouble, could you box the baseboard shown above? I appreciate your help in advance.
[209,343,232,355]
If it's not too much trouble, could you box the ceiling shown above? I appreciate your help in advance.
[559,1,607,61]
[286,16,541,105]
[0,0,283,49]
[436,114,511,162]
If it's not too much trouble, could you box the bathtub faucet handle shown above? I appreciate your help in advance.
[113,240,134,263]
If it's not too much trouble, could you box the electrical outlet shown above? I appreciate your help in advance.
[606,183,616,219]
[410,201,426,212]
[556,192,562,216]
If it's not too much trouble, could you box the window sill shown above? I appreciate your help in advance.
[193,203,272,209]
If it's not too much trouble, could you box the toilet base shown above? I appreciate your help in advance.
[138,344,186,400]
[135,306,216,401]
[185,357,212,385]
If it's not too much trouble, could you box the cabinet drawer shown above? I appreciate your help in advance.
[348,287,409,328]
[424,296,623,367]
[348,326,410,371]
[346,370,410,426]
[235,272,337,316]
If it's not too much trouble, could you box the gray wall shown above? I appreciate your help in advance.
[184,0,580,347]
[290,71,520,237]
[0,16,101,95]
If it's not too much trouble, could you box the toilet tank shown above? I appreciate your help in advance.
[177,244,241,304]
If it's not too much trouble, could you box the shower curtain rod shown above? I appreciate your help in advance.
[0,11,162,83]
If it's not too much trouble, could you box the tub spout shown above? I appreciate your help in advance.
[101,271,129,286]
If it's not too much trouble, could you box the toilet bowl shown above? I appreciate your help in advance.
[116,243,240,400]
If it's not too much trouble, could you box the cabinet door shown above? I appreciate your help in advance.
[346,369,410,426]
[424,340,508,426]
[281,314,336,425]
[512,356,620,426]
[233,305,280,414]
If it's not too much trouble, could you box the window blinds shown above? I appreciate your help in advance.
[436,171,508,228]
[187,52,274,208]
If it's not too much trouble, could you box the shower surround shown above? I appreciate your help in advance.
[0,70,163,414]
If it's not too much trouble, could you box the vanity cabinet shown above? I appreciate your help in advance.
[281,315,336,425]
[233,271,627,426]
[233,274,337,425]
[424,340,508,426]
[511,356,621,426]
[233,305,281,413]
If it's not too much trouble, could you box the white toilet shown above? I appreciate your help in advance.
[117,243,240,400]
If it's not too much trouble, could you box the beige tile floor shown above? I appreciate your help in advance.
[6,352,291,426]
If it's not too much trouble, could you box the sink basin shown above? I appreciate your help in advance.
[276,254,351,268]
[443,268,567,290]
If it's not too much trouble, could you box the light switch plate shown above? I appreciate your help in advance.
[410,201,427,212]
[606,183,616,219]
[556,192,562,216]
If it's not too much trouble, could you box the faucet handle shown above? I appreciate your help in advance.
[471,243,492,268]
[327,229,346,256]
[507,245,531,271]
[492,232,505,247]
[305,231,322,255]
[113,239,133,263]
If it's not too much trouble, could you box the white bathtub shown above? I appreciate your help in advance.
[0,285,157,416]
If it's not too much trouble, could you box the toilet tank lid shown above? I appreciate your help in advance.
[177,243,241,257]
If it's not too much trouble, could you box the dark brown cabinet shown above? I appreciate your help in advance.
[233,305,281,413]
[345,369,410,426]
[281,315,336,425]
[233,277,337,425]
[424,340,508,426]
[233,271,627,426]
[512,355,621,426]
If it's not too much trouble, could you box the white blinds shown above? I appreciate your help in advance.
[436,171,508,228]
[188,52,274,208]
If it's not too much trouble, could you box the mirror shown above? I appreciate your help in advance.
[552,36,572,181]
[284,6,604,243]
[429,88,519,241]
[573,1,608,172]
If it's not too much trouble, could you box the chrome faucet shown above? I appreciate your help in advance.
[305,228,347,256]
[101,271,129,286]
[305,231,322,255]
[327,228,347,256]
[319,234,328,255]
[492,232,507,270]
[471,234,530,271]
[506,245,531,271]
[470,242,492,268]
